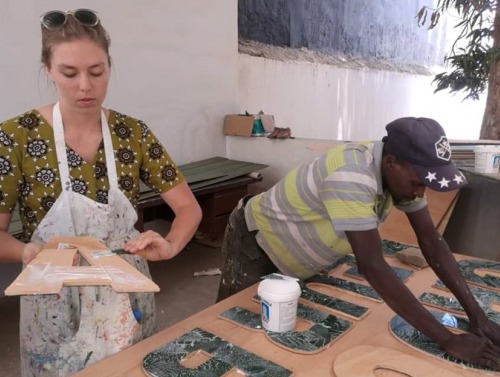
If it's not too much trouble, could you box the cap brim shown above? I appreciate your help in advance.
[411,164,467,192]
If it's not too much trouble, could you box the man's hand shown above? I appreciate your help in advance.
[22,242,43,264]
[122,230,176,261]
[444,332,500,370]
[470,318,500,347]
[346,226,500,370]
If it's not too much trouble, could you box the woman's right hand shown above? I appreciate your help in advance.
[22,242,43,264]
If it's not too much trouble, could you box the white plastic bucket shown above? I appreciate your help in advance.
[257,278,301,332]
[474,145,500,173]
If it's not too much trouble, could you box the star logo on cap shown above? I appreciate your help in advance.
[438,177,450,188]
[425,171,437,182]
[453,174,464,185]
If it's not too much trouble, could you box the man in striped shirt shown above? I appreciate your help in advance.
[217,117,500,370]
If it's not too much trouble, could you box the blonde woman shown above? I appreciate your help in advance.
[0,9,201,376]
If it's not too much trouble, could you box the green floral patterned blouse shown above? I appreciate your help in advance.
[0,109,185,240]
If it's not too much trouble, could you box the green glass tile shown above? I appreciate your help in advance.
[344,265,413,282]
[381,239,415,256]
[142,327,292,377]
[255,274,369,319]
[419,292,464,312]
[220,304,352,353]
[455,260,500,289]
[220,306,263,329]
[298,285,369,319]
[321,240,413,274]
[321,255,357,274]
[318,242,415,282]
[390,313,492,372]
[423,281,500,324]
[304,274,382,301]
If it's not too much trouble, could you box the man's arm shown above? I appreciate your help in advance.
[346,226,500,370]
[406,206,500,344]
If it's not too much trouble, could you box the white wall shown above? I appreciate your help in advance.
[229,53,487,188]
[226,136,343,190]
[0,0,238,164]
[238,54,486,141]
[1,1,484,176]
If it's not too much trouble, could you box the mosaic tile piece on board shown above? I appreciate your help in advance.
[344,264,413,282]
[448,260,500,291]
[390,313,493,372]
[142,327,293,377]
[304,274,382,302]
[421,282,500,325]
[320,240,414,274]
[221,306,263,329]
[219,305,352,353]
[321,255,357,274]
[257,274,369,320]
[297,285,369,319]
[381,239,417,256]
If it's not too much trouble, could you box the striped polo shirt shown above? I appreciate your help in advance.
[245,141,426,279]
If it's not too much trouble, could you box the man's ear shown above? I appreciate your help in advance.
[383,154,398,168]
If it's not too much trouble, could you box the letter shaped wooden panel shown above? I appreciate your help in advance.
[4,236,159,295]
[333,345,463,377]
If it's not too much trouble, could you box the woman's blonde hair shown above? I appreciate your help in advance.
[41,13,111,68]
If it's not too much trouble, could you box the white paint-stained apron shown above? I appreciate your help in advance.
[20,103,156,377]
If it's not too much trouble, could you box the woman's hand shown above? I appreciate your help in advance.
[22,243,43,264]
[123,230,177,261]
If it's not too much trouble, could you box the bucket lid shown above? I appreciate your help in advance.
[258,278,301,299]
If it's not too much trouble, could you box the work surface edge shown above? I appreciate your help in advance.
[72,251,498,377]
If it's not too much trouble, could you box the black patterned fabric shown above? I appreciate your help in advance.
[0,109,184,240]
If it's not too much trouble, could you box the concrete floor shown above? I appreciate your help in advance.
[0,219,224,377]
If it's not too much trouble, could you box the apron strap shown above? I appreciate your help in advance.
[52,102,119,202]
[52,102,71,187]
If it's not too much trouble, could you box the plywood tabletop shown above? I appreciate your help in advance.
[72,251,499,377]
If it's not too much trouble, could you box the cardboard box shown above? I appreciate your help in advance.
[223,114,275,137]
[223,115,255,137]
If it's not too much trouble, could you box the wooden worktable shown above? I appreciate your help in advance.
[72,250,499,377]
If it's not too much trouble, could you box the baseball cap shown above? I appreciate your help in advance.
[383,117,466,192]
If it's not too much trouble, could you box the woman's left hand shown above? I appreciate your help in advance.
[122,230,177,261]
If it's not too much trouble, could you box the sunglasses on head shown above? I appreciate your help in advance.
[40,9,99,30]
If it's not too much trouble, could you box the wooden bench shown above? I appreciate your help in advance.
[137,173,262,237]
